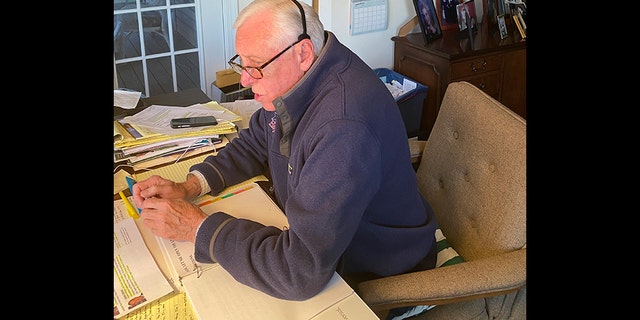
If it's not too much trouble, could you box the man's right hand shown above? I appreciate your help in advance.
[132,175,191,208]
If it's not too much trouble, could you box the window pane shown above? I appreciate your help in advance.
[116,61,145,93]
[143,10,170,55]
[176,52,200,91]
[114,13,141,59]
[172,7,197,51]
[147,56,173,96]
[141,0,165,9]
[114,0,136,11]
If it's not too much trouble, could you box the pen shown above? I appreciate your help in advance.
[119,191,139,219]
[197,184,255,207]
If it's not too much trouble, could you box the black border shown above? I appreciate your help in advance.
[412,0,442,43]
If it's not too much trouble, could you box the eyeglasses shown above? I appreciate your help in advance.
[228,0,310,79]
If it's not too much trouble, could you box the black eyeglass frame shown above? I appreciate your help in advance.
[228,0,310,79]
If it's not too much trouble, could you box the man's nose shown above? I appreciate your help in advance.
[240,71,256,87]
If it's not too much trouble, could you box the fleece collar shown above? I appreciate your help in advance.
[272,31,348,156]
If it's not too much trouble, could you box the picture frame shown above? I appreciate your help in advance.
[497,14,508,39]
[438,0,486,30]
[412,0,442,43]
[456,0,478,32]
[438,0,460,30]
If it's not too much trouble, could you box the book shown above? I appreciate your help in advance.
[512,14,526,39]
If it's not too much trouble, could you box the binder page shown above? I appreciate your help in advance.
[154,183,289,284]
[182,269,353,320]
[310,291,380,320]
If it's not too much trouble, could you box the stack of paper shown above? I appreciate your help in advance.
[114,101,241,170]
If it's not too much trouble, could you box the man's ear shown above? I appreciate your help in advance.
[298,39,315,72]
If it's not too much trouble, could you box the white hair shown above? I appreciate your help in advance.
[234,0,325,56]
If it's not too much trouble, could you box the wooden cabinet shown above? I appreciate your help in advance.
[392,23,526,137]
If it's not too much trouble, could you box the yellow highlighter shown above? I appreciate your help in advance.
[118,191,139,219]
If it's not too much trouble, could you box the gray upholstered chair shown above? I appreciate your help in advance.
[356,81,526,319]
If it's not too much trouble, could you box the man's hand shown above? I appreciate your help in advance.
[132,175,190,207]
[139,197,208,243]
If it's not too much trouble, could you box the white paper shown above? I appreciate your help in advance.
[114,200,174,318]
[114,89,142,109]
[183,269,354,320]
[221,100,262,130]
[122,104,225,136]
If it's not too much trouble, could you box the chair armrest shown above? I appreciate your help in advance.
[356,248,526,312]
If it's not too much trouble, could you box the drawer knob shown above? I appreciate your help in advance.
[470,60,487,72]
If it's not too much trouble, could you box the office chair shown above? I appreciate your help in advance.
[356,81,526,319]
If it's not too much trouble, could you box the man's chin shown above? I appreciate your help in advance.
[261,102,276,111]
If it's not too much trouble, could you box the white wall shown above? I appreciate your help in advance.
[318,0,416,69]
[236,0,418,69]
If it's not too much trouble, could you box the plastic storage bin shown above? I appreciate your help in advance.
[374,68,428,137]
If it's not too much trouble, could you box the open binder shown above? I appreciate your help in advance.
[155,183,375,320]
[118,161,379,319]
[156,183,289,287]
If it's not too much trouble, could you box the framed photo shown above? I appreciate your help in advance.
[438,0,459,30]
[456,0,478,31]
[497,14,508,39]
[438,0,485,30]
[412,0,442,43]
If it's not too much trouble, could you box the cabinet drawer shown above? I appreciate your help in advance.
[457,74,501,98]
[451,55,503,78]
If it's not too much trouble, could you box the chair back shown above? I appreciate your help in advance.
[416,81,526,261]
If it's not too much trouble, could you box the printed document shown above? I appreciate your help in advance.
[113,199,174,318]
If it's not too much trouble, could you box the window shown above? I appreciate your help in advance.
[114,0,203,97]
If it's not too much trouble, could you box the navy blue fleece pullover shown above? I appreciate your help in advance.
[191,31,437,300]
